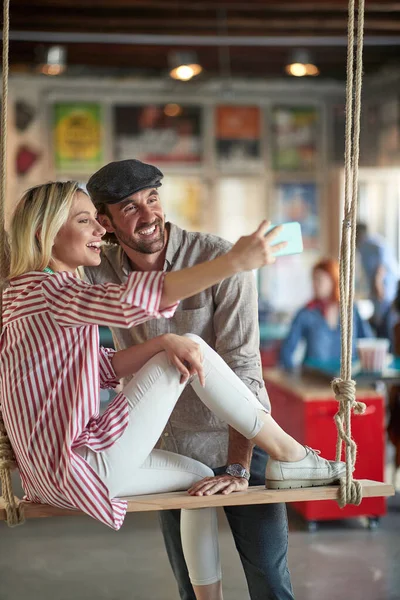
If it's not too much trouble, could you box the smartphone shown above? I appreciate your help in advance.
[266,221,303,257]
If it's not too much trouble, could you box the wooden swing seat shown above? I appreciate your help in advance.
[0,480,394,521]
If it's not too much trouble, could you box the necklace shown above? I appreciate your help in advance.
[43,267,55,275]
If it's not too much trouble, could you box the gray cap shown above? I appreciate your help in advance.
[87,159,164,206]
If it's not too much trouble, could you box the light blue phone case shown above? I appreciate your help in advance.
[266,222,303,257]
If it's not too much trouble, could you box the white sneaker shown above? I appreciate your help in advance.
[265,446,346,490]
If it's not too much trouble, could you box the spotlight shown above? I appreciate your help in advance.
[285,49,319,77]
[37,45,67,76]
[169,51,202,81]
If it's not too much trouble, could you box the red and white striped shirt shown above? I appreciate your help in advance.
[0,270,177,530]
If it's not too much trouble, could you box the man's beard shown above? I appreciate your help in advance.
[113,218,166,254]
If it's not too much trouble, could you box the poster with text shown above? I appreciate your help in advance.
[161,176,203,232]
[114,104,202,164]
[378,98,400,166]
[54,103,103,172]
[332,103,346,165]
[276,182,319,250]
[272,106,319,171]
[216,105,261,170]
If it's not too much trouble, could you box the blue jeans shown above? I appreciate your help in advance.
[158,446,295,600]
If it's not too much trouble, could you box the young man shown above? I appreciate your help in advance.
[85,159,295,600]
[356,222,399,330]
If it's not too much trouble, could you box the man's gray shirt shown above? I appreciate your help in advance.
[85,222,270,468]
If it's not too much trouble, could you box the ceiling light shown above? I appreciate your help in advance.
[169,51,202,81]
[37,45,67,76]
[285,49,319,77]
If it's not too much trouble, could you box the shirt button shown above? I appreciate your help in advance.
[164,432,169,437]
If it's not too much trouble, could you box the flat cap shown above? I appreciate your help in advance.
[87,159,164,206]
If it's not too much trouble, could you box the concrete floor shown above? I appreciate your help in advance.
[1,472,400,600]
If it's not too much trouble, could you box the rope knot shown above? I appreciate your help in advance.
[331,377,364,508]
[0,417,17,471]
[331,377,366,414]
[337,476,363,508]
[0,413,24,527]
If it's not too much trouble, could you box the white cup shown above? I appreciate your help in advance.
[356,338,390,373]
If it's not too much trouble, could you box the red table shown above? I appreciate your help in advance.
[263,368,387,529]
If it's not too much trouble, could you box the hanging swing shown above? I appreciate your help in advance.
[0,0,394,527]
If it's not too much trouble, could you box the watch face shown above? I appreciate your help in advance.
[227,464,248,479]
[233,465,244,477]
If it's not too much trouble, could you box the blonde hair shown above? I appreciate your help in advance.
[9,181,82,278]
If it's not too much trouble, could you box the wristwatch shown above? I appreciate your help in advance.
[225,463,250,481]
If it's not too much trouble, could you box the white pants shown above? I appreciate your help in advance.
[80,334,267,586]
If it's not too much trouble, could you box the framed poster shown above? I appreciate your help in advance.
[360,103,379,166]
[54,103,103,172]
[216,105,261,170]
[272,106,319,171]
[332,103,346,165]
[359,99,400,167]
[378,98,400,166]
[161,176,204,231]
[114,104,202,164]
[275,182,319,250]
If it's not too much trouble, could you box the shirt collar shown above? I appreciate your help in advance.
[118,245,131,277]
[164,222,184,269]
[118,221,184,275]
[9,271,59,284]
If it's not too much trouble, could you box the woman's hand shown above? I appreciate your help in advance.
[227,220,287,272]
[161,334,205,386]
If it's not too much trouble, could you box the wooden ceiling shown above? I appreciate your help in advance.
[5,1,400,80]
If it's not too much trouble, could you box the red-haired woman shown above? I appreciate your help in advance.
[280,258,373,370]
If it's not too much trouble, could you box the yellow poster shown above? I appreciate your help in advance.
[54,103,102,172]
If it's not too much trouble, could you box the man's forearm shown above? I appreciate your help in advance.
[227,427,254,471]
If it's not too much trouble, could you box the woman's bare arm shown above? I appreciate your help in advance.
[160,221,284,309]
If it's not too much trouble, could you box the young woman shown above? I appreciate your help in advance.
[0,182,346,600]
[280,258,373,370]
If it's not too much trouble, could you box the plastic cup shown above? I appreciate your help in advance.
[356,338,390,373]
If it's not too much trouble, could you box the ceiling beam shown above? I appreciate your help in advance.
[8,16,400,33]
[10,1,400,11]
[5,31,400,46]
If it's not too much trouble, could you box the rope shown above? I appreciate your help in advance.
[0,415,24,525]
[0,0,24,527]
[0,0,9,298]
[331,0,366,508]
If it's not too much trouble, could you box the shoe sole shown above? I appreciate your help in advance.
[265,474,345,490]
